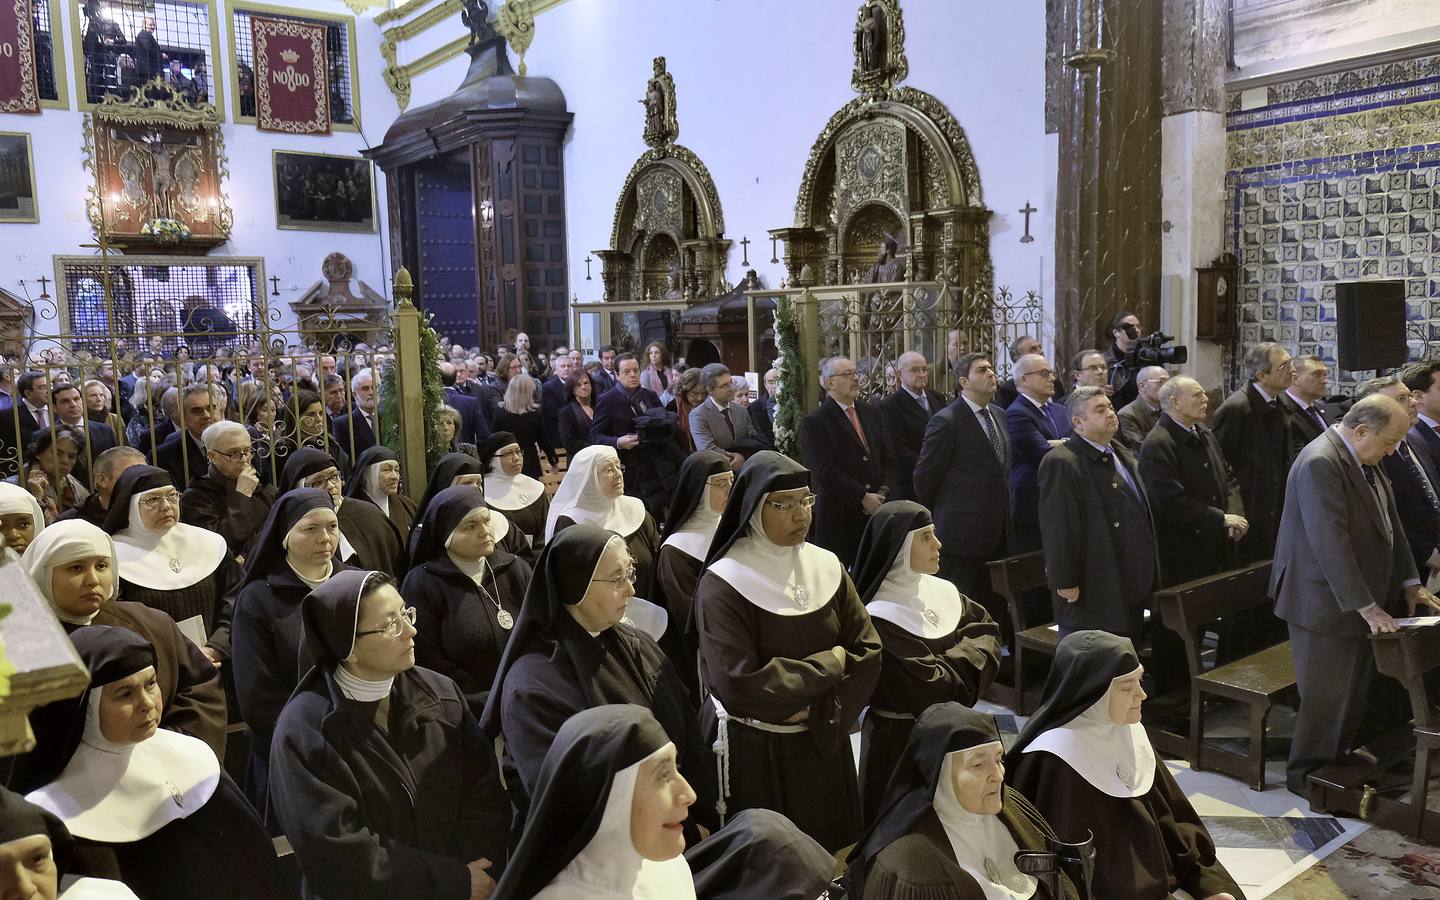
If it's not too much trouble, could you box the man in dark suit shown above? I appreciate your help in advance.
[1279,355,1330,456]
[1405,361,1440,466]
[1271,394,1440,795]
[1212,341,1295,563]
[913,352,1010,619]
[132,16,161,84]
[1038,386,1157,642]
[331,367,378,458]
[800,356,887,566]
[1006,353,1072,552]
[322,374,349,418]
[51,381,117,488]
[1358,376,1440,577]
[878,351,948,502]
[995,335,1040,409]
[156,383,218,487]
[538,355,572,452]
[592,346,618,395]
[748,367,779,450]
[1115,365,1167,451]
[440,362,486,446]
[0,370,50,455]
[591,353,671,514]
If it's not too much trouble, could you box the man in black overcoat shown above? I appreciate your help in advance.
[800,356,887,567]
[1357,376,1440,577]
[1038,386,1157,642]
[1211,341,1294,563]
[878,351,948,503]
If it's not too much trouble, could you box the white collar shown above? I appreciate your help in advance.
[447,549,489,587]
[865,530,964,638]
[484,457,546,511]
[933,748,1036,899]
[1284,387,1317,410]
[1022,671,1156,798]
[59,876,141,899]
[534,746,697,900]
[1019,391,1050,410]
[362,463,391,518]
[545,447,646,541]
[334,664,394,702]
[708,396,731,413]
[708,497,843,616]
[1252,382,1277,404]
[113,490,227,590]
[26,689,220,842]
[661,503,721,562]
[1419,413,1440,429]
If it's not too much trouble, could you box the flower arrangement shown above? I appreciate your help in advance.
[140,218,191,243]
[772,294,804,459]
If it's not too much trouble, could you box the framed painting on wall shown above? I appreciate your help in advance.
[0,132,37,222]
[272,149,376,233]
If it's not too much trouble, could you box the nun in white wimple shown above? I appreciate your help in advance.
[480,431,550,561]
[545,445,661,601]
[694,450,881,854]
[493,704,698,900]
[343,445,418,538]
[849,501,1004,828]
[1007,631,1242,900]
[0,478,47,560]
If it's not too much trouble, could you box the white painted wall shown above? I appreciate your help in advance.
[392,0,1055,334]
[0,0,400,336]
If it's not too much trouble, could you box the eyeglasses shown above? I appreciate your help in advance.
[209,447,253,462]
[304,472,343,488]
[138,491,181,511]
[706,474,735,489]
[356,606,416,638]
[1080,364,1107,373]
[1023,369,1055,379]
[829,370,859,380]
[590,565,637,591]
[765,493,817,514]
[599,463,626,476]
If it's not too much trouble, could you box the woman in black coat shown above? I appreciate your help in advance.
[557,368,598,461]
[402,485,531,714]
[489,371,556,478]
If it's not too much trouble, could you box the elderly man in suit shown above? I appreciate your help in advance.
[879,351,948,502]
[1038,386,1157,642]
[1279,355,1330,455]
[995,335,1041,409]
[801,356,887,566]
[1356,376,1440,578]
[689,363,750,468]
[440,362,486,446]
[538,354,572,450]
[913,352,1011,621]
[331,367,379,459]
[1272,393,1440,795]
[1212,341,1295,563]
[1115,365,1167,451]
[748,367,779,450]
[155,383,219,487]
[1007,353,1072,552]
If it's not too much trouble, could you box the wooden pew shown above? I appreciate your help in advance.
[1152,561,1297,791]
[985,551,1054,715]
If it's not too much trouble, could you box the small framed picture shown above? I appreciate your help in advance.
[272,149,376,233]
[0,133,38,223]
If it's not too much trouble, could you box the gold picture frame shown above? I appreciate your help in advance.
[272,148,377,234]
[0,132,38,223]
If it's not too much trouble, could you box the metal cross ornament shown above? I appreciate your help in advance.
[584,254,593,280]
[1019,202,1037,243]
[740,236,751,267]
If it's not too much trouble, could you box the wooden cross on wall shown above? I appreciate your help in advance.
[1019,202,1037,244]
[740,236,751,266]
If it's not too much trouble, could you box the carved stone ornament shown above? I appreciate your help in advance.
[852,0,908,97]
[290,252,390,348]
[642,56,679,148]
[835,121,908,228]
[495,0,536,77]
[634,167,682,236]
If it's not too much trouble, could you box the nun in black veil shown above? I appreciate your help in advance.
[344,445,418,538]
[479,524,716,837]
[268,569,510,900]
[683,808,840,900]
[656,449,732,699]
[409,452,530,563]
[24,627,286,900]
[694,450,881,854]
[0,786,140,898]
[843,702,1079,900]
[850,501,1003,827]
[1006,632,1242,900]
[402,484,531,713]
[280,448,406,577]
[480,431,550,561]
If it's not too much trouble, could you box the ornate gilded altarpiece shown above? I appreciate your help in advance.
[82,79,234,252]
[596,56,731,304]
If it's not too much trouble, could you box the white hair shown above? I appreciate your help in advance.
[201,419,249,451]
[350,367,374,392]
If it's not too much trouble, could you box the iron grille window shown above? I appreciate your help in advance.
[60,260,260,358]
[231,8,353,124]
[33,0,58,102]
[76,0,214,107]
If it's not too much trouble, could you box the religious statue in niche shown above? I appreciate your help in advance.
[865,236,906,284]
[856,4,886,73]
[661,264,685,300]
[641,56,678,148]
[851,0,908,96]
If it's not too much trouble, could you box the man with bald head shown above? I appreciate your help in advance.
[878,351,947,502]
[1006,353,1073,552]
[1115,365,1169,450]
[1272,393,1440,795]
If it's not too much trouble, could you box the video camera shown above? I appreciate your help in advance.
[1123,328,1187,367]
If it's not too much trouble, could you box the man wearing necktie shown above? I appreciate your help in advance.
[879,351,948,502]
[1212,342,1295,566]
[1278,355,1331,456]
[1404,361,1440,469]
[1038,386,1157,643]
[1006,353,1073,553]
[801,356,888,567]
[330,367,379,458]
[1271,393,1440,796]
[1359,376,1440,578]
[688,363,751,469]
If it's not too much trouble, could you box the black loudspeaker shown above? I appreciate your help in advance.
[1335,280,1407,372]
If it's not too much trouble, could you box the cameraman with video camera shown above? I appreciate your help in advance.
[1104,310,1188,409]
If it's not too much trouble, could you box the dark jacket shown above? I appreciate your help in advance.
[1138,414,1244,587]
[800,396,887,566]
[1006,394,1072,546]
[1038,435,1157,636]
[156,429,209,487]
[539,376,568,451]
[1115,398,1159,452]
[1211,383,1292,562]
[181,470,278,561]
[748,396,777,450]
[1380,437,1440,576]
[330,405,377,459]
[269,666,510,900]
[591,384,678,516]
[1277,389,1328,460]
[912,396,1010,560]
[557,400,594,461]
[1103,344,1139,410]
[878,388,948,503]
[491,406,555,478]
[442,387,486,447]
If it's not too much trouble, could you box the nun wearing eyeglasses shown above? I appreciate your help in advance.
[546,445,662,602]
[24,627,287,900]
[492,704,697,900]
[694,450,881,854]
[402,484,531,713]
[409,452,530,564]
[230,488,353,805]
[17,520,226,782]
[844,703,1080,900]
[100,466,239,667]
[480,524,715,836]
[0,479,46,561]
[1006,632,1242,900]
[281,447,406,577]
[0,787,140,900]
[343,445,418,539]
[268,570,510,900]
[480,431,549,562]
[850,501,1004,828]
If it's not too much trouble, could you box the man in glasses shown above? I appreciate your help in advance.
[182,420,276,561]
[800,356,888,566]
[1115,365,1169,451]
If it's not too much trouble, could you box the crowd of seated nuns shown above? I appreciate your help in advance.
[0,443,1248,900]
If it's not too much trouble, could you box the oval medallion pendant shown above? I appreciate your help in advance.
[922,607,940,627]
[1116,763,1136,789]
[497,609,514,630]
[168,558,182,574]
[793,586,811,609]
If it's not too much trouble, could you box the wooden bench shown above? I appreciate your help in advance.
[986,551,1056,715]
[1152,561,1297,791]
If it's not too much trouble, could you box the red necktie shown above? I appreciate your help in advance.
[846,406,869,450]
